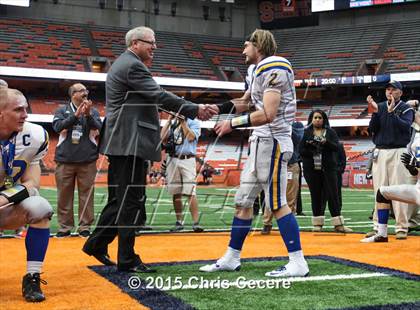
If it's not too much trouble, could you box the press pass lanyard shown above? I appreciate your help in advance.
[0,136,16,188]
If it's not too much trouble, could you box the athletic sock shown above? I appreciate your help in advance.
[377,209,389,237]
[276,213,302,253]
[25,227,50,274]
[228,217,252,251]
[225,246,241,260]
[288,250,305,263]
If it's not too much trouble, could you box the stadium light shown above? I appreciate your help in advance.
[153,0,159,15]
[203,5,209,20]
[0,0,30,6]
[98,0,105,9]
[171,2,176,17]
[219,6,225,22]
[116,0,123,11]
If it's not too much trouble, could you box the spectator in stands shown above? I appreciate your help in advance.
[300,110,352,233]
[52,83,102,238]
[261,121,304,234]
[366,80,415,240]
[0,79,7,88]
[161,114,204,233]
[82,26,216,273]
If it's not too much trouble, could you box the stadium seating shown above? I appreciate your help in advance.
[0,18,89,71]
[1,17,419,80]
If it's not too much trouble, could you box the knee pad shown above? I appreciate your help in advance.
[20,196,54,224]
[376,189,391,204]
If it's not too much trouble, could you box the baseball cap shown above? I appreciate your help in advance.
[386,80,403,90]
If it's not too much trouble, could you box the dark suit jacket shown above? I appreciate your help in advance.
[99,50,198,161]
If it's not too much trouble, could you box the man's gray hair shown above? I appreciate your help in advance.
[0,79,8,88]
[125,26,154,48]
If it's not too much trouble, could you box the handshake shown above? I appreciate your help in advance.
[197,104,219,121]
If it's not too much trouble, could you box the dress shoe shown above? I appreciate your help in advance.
[118,263,157,273]
[92,253,116,266]
[78,230,90,238]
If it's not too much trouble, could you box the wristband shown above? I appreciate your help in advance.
[230,114,251,129]
[0,184,30,204]
[217,101,236,114]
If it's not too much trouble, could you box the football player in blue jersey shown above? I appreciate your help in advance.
[0,88,53,302]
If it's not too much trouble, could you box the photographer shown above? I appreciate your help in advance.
[300,110,352,233]
[161,114,203,232]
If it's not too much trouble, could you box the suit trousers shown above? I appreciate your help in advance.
[83,155,146,268]
[55,161,96,233]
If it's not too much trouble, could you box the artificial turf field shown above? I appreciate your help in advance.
[30,186,420,235]
[92,257,419,310]
[1,186,419,310]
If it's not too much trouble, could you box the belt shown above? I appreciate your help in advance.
[174,154,195,159]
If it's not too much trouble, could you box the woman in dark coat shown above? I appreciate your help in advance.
[299,109,352,233]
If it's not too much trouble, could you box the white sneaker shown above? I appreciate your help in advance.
[199,256,241,272]
[360,234,388,243]
[265,260,309,278]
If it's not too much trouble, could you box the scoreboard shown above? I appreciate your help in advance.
[294,74,390,87]
[312,0,420,12]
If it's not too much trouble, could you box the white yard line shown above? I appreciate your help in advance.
[161,272,388,291]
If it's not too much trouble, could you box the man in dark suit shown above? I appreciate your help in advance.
[82,26,217,272]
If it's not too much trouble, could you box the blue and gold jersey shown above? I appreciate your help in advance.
[0,122,48,188]
[250,56,296,152]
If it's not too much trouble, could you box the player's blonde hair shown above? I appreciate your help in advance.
[249,29,277,57]
[0,88,25,110]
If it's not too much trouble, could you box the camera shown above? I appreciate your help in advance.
[313,135,323,143]
[163,138,176,156]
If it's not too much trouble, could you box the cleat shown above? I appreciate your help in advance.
[261,225,272,235]
[199,256,241,272]
[365,230,377,238]
[192,224,204,233]
[55,231,71,238]
[78,230,90,238]
[22,273,46,302]
[360,234,388,243]
[265,261,309,278]
[169,222,184,232]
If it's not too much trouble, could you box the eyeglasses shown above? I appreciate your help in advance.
[135,38,157,46]
[73,89,89,95]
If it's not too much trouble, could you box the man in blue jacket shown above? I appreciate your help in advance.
[364,80,415,241]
